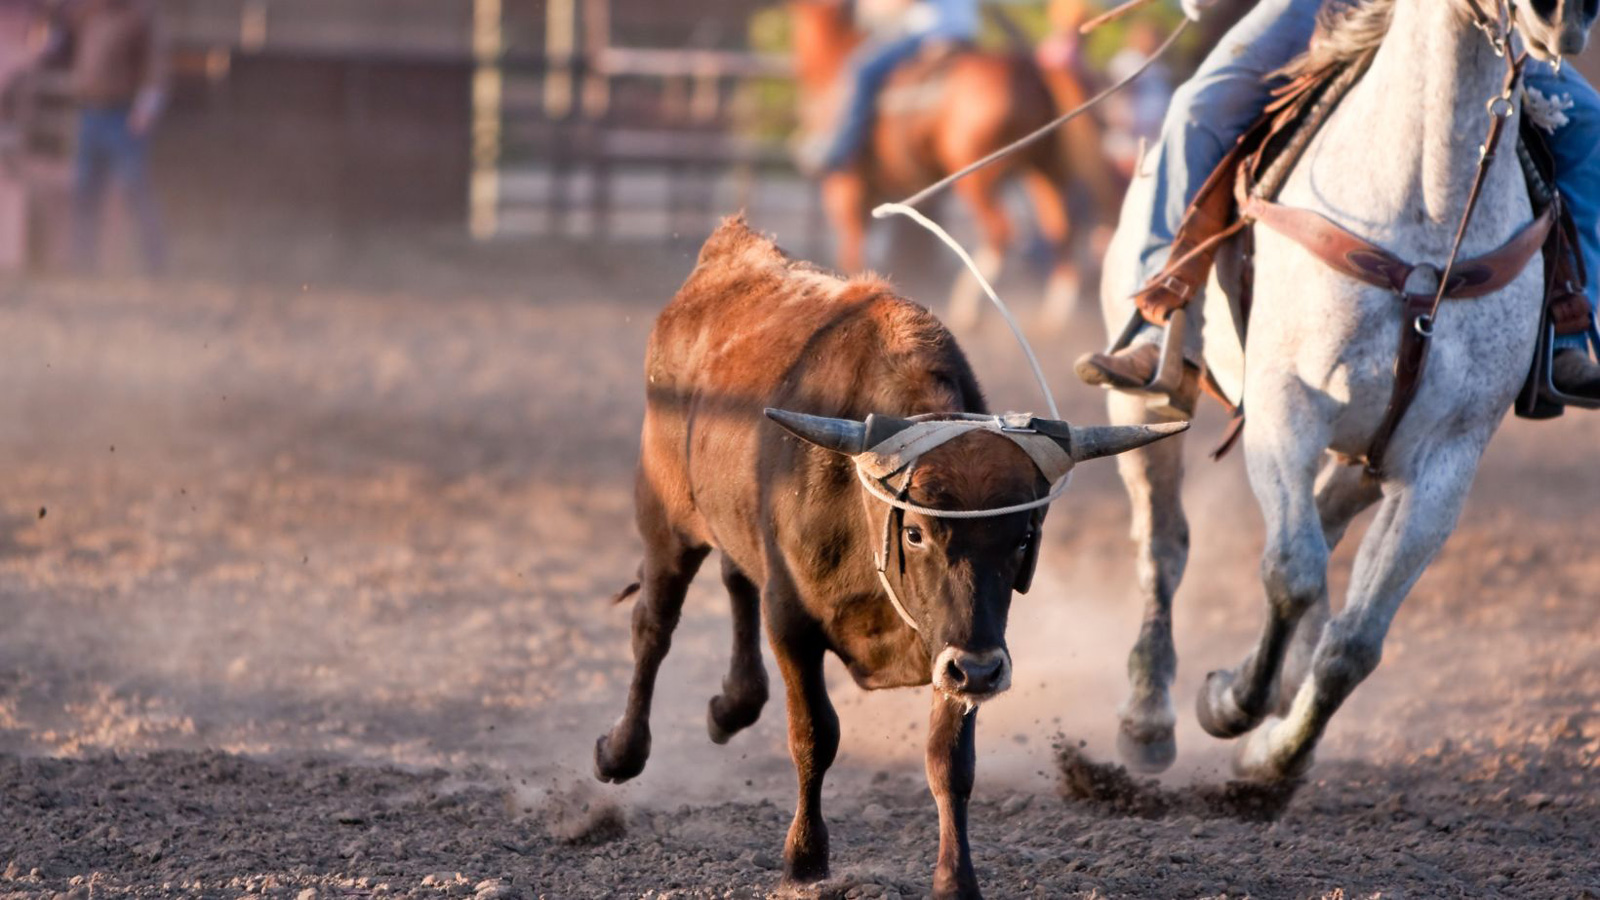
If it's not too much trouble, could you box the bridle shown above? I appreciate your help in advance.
[855,413,1075,632]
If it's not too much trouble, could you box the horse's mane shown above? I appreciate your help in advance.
[1276,0,1397,81]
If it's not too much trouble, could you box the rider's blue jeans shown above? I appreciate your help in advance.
[821,34,929,172]
[1134,0,1600,346]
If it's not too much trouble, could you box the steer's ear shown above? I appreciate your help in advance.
[764,409,914,456]
[1030,419,1189,463]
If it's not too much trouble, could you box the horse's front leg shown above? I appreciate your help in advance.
[822,171,868,274]
[1273,459,1383,715]
[926,694,980,899]
[1196,402,1331,743]
[1108,388,1190,774]
[1236,437,1484,780]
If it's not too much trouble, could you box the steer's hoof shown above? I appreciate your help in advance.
[1116,722,1177,774]
[707,692,763,745]
[593,724,649,784]
[1195,670,1256,739]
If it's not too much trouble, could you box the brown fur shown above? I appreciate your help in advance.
[595,217,1052,898]
[791,0,1115,301]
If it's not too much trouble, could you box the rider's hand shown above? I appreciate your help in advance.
[1180,0,1219,21]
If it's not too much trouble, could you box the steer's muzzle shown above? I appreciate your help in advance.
[933,646,1012,704]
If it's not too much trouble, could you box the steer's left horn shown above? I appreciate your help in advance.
[765,409,870,455]
[1034,420,1189,463]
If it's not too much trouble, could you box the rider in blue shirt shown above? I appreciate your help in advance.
[817,0,982,173]
[1080,0,1600,402]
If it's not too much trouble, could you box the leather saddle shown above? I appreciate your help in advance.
[1134,54,1592,428]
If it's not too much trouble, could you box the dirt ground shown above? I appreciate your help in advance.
[0,233,1596,899]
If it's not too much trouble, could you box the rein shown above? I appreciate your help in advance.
[1363,13,1529,476]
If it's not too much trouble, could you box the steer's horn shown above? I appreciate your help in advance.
[1033,420,1189,463]
[765,409,869,455]
[765,408,917,456]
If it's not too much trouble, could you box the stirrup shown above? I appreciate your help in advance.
[1105,308,1191,416]
[1539,314,1600,409]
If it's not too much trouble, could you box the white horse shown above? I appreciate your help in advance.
[1096,0,1597,780]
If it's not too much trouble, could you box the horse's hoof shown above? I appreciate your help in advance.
[1233,718,1315,782]
[593,726,649,784]
[1195,669,1257,739]
[1116,722,1177,774]
[706,692,763,745]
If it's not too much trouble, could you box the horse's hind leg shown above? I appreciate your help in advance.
[1108,388,1190,774]
[594,481,711,783]
[1236,439,1482,780]
[946,171,1012,331]
[707,555,768,744]
[1196,408,1331,742]
[1020,167,1080,328]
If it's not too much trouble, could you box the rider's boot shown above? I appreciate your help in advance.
[1551,348,1600,401]
[1074,343,1202,416]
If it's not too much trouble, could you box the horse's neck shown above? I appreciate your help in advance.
[1303,0,1526,245]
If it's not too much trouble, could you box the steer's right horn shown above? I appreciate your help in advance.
[1063,421,1189,462]
[764,409,915,456]
[1030,419,1189,462]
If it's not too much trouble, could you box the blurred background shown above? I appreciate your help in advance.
[0,0,1275,284]
[0,3,1596,896]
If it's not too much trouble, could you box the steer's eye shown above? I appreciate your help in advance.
[1017,532,1034,554]
[903,526,925,548]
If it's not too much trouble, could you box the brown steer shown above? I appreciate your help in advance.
[594,218,1183,898]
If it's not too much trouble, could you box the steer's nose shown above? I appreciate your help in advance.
[938,650,1009,696]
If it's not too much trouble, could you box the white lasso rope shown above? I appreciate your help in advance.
[869,18,1191,425]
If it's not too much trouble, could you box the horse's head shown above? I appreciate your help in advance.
[1516,0,1599,60]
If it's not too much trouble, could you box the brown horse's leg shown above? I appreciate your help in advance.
[822,171,868,273]
[947,171,1012,330]
[1021,167,1081,328]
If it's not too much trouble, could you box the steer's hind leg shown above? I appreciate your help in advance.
[769,585,839,885]
[927,694,980,899]
[1108,388,1191,774]
[594,486,710,784]
[707,555,768,744]
[1236,439,1483,781]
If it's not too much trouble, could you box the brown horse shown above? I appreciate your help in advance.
[791,0,1115,328]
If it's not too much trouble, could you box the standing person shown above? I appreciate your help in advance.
[34,0,169,274]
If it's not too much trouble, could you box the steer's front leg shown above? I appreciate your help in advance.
[771,614,839,885]
[926,693,980,899]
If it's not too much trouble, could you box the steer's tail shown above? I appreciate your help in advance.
[610,563,643,605]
